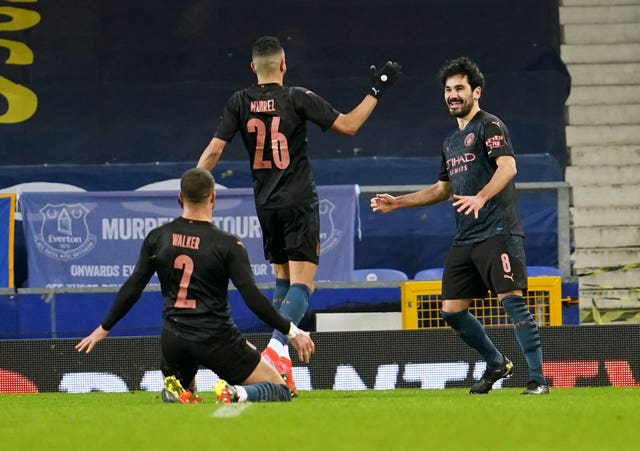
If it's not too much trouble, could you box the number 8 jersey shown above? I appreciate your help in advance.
[214,83,340,208]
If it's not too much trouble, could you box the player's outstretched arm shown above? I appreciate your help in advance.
[371,181,452,213]
[370,193,400,213]
[331,61,402,136]
[75,325,110,354]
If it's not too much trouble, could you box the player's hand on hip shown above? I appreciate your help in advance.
[368,61,403,99]
[371,193,396,213]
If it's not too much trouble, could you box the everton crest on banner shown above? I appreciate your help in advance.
[18,186,357,288]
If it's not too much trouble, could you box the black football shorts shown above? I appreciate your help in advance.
[160,325,261,386]
[257,201,320,265]
[442,234,528,299]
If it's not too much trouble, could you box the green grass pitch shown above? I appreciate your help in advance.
[1,387,638,450]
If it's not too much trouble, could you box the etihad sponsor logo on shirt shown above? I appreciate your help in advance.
[445,153,476,176]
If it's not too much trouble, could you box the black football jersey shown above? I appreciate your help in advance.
[101,217,289,341]
[214,83,340,208]
[438,110,524,244]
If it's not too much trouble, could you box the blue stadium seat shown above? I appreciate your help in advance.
[527,266,563,277]
[353,268,409,282]
[413,267,444,281]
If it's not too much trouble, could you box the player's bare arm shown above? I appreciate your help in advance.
[75,325,110,354]
[330,95,378,136]
[371,180,451,213]
[331,61,402,136]
[197,137,227,171]
[452,155,517,219]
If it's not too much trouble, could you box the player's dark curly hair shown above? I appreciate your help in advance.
[252,35,283,58]
[438,57,485,90]
[180,168,214,203]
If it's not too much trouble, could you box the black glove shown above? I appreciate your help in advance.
[368,61,402,99]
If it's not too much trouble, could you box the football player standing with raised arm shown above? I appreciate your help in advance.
[197,35,401,395]
[371,57,549,395]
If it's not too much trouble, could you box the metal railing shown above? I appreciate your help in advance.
[359,182,572,277]
[5,182,571,296]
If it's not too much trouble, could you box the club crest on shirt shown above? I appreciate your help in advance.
[318,198,342,255]
[34,203,96,260]
[464,133,475,147]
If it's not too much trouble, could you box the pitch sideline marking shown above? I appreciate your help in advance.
[210,402,251,418]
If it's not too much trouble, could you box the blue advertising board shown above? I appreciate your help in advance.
[18,186,357,288]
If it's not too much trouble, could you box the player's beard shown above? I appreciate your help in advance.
[447,97,474,118]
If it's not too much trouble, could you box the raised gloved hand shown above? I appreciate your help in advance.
[368,61,403,99]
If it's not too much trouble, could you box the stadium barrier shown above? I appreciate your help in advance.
[0,194,15,288]
[1,325,638,393]
[3,157,570,289]
[401,276,563,329]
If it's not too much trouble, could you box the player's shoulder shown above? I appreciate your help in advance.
[228,87,252,103]
[210,223,246,245]
[478,110,507,129]
[142,218,179,247]
[149,218,179,235]
[288,85,321,98]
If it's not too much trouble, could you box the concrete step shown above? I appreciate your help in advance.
[569,145,640,165]
[571,205,640,226]
[566,124,640,146]
[572,225,640,247]
[563,23,640,44]
[567,104,640,125]
[567,62,640,85]
[576,266,640,289]
[578,289,639,306]
[567,85,640,105]
[561,43,640,63]
[560,5,640,24]
[572,185,640,206]
[579,303,640,324]
[565,164,640,185]
[572,247,640,268]
[562,0,640,6]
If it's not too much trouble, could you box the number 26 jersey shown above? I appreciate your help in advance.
[214,83,340,208]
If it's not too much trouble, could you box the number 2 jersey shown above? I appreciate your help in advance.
[214,83,340,208]
[100,217,290,342]
[438,110,524,245]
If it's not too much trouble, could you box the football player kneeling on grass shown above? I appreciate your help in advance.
[76,168,315,403]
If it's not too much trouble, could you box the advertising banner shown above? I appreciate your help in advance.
[0,194,16,288]
[1,325,638,393]
[18,186,357,288]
